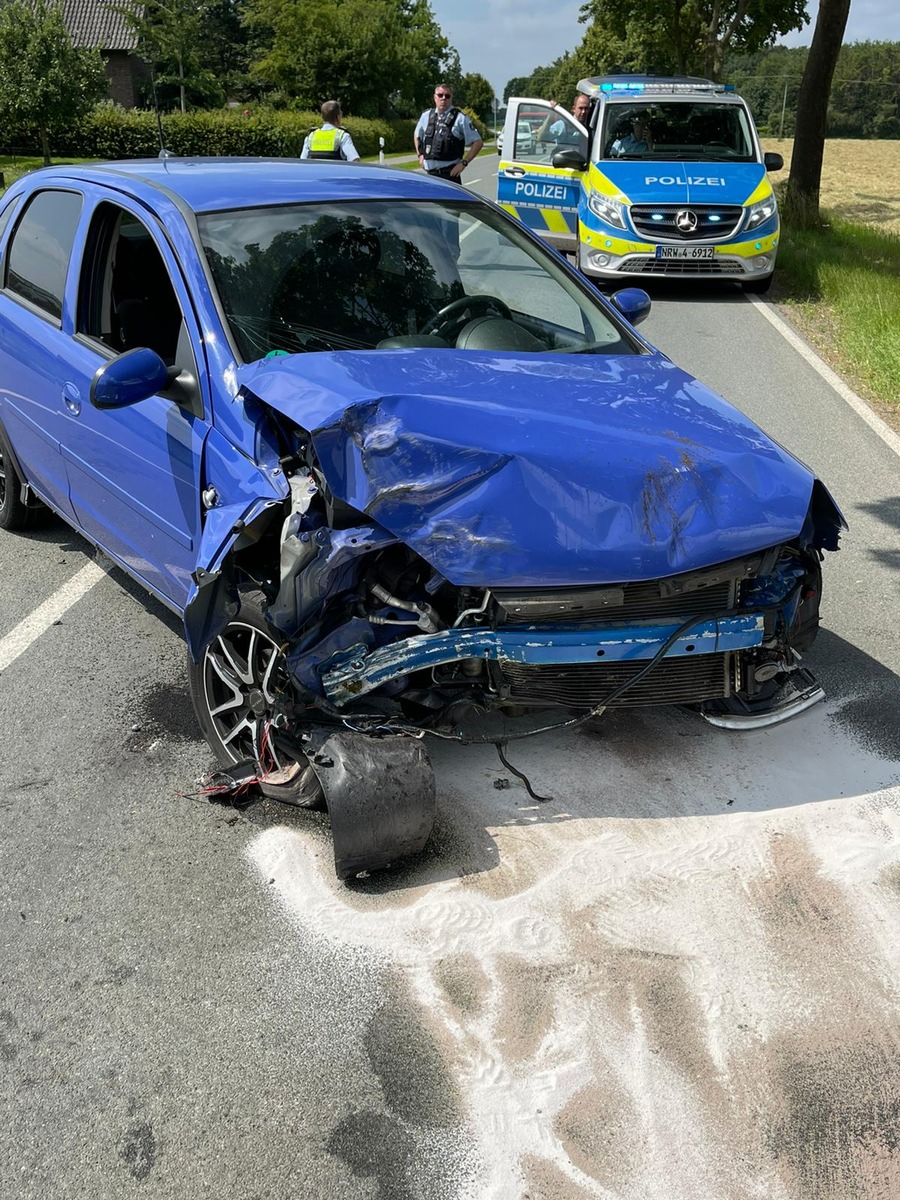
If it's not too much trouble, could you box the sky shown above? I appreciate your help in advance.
[432,0,900,101]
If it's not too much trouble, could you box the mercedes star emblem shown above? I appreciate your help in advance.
[675,209,700,233]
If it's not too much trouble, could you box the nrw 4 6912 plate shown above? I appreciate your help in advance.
[656,245,715,260]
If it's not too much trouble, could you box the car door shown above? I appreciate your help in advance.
[497,97,589,255]
[0,187,84,522]
[59,194,211,610]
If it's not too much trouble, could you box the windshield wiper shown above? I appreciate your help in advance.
[556,339,633,355]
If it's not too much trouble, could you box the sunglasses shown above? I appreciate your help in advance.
[435,92,451,98]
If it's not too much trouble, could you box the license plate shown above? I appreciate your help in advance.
[655,245,715,260]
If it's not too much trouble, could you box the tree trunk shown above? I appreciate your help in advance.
[178,53,186,114]
[39,128,51,167]
[703,0,723,80]
[783,0,852,228]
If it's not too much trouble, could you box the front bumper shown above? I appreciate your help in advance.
[318,615,765,706]
[578,228,779,283]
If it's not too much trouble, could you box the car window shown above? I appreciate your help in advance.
[601,101,755,161]
[516,103,587,164]
[5,189,83,321]
[0,194,23,266]
[78,202,193,373]
[199,200,636,360]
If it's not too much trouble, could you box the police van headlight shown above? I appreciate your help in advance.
[588,192,626,230]
[745,196,778,230]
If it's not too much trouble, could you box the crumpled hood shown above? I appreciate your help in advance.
[595,161,767,206]
[238,350,816,587]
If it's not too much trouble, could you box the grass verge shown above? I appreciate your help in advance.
[0,155,96,189]
[773,214,900,426]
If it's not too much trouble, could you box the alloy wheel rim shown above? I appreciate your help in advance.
[202,621,292,768]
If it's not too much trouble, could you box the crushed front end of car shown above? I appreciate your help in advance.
[185,350,845,879]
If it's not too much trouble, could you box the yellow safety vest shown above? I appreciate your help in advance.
[308,128,343,160]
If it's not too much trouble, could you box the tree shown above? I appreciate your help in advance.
[203,0,254,100]
[503,60,569,104]
[576,0,810,81]
[395,0,454,116]
[456,72,494,120]
[245,0,453,117]
[0,0,107,164]
[783,0,852,226]
[116,0,225,111]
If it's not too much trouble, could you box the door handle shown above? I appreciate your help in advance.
[503,167,526,177]
[62,382,81,415]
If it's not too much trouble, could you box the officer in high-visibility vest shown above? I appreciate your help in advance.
[301,101,361,162]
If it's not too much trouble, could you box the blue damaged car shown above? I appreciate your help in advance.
[0,159,844,877]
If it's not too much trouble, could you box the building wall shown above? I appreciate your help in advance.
[103,52,148,109]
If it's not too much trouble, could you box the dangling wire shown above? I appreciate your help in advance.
[496,739,553,802]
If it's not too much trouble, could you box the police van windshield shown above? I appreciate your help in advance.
[601,101,756,161]
[199,200,641,360]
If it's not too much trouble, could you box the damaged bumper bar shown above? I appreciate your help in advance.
[319,614,766,706]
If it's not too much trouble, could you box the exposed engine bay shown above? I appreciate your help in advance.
[186,385,844,880]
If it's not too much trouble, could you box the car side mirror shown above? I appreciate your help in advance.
[551,148,587,171]
[90,347,171,410]
[611,287,651,327]
[764,151,784,172]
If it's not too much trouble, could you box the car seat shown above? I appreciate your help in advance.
[111,234,182,363]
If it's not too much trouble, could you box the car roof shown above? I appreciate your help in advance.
[19,157,466,213]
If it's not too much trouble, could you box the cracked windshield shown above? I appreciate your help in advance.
[199,201,635,359]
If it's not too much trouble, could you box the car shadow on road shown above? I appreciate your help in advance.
[611,278,750,305]
[25,517,187,642]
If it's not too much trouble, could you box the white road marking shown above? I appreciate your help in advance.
[750,294,900,460]
[0,560,106,673]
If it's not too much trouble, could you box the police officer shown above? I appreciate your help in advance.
[537,94,592,145]
[414,84,483,182]
[301,101,361,161]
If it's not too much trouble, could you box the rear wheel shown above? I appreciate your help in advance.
[0,423,38,531]
[188,591,323,808]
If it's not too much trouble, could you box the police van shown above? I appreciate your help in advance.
[499,75,783,292]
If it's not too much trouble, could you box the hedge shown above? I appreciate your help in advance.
[1,102,485,162]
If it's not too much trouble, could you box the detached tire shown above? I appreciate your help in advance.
[188,591,323,808]
[0,422,41,531]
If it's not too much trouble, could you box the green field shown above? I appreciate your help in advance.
[759,140,900,425]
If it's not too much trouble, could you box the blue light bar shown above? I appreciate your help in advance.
[582,76,736,97]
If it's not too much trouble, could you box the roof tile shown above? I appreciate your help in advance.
[64,0,140,51]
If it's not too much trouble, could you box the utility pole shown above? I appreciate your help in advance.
[779,77,789,139]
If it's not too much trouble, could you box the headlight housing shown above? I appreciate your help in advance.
[745,195,778,230]
[588,192,627,230]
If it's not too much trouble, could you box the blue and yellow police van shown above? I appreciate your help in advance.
[498,75,783,293]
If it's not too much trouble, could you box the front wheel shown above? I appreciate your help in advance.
[743,273,773,295]
[188,591,323,808]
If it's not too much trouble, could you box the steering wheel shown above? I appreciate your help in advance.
[419,294,512,340]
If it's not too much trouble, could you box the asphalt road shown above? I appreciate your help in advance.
[1,158,899,1199]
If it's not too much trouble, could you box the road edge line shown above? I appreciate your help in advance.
[750,294,900,460]
[0,560,106,673]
